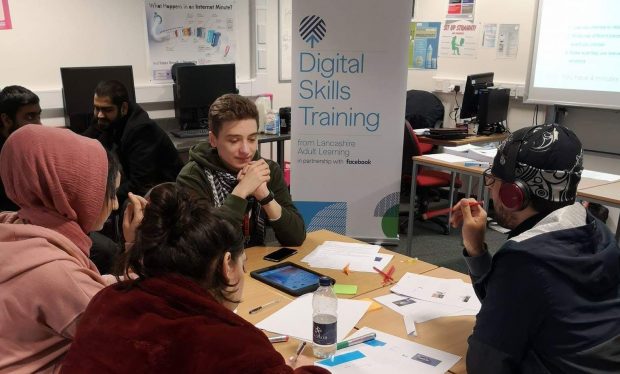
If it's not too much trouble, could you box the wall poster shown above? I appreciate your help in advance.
[144,0,236,82]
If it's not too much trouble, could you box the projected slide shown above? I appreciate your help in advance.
[533,1,620,93]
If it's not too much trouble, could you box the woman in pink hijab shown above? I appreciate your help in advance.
[0,125,145,373]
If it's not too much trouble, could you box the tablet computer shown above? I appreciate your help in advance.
[250,262,333,297]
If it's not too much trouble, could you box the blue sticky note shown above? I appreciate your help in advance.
[364,339,386,347]
[317,350,366,367]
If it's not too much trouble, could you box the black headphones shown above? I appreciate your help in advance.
[498,127,538,211]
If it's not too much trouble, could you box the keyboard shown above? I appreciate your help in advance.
[170,128,210,138]
[426,128,469,140]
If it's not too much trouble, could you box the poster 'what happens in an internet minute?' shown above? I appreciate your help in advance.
[144,0,236,82]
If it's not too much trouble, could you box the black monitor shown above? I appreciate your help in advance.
[478,88,510,133]
[61,65,135,133]
[173,64,236,130]
[460,72,494,119]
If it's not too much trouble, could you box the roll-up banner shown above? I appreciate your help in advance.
[291,0,413,241]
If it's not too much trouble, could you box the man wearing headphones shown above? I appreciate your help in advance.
[451,123,620,373]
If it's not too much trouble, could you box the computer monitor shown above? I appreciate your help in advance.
[60,66,135,133]
[460,72,494,120]
[478,88,510,134]
[173,64,236,130]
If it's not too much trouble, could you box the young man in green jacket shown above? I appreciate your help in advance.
[177,94,305,247]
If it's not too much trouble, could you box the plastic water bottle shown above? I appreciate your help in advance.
[312,276,337,358]
[274,112,281,135]
[425,44,433,69]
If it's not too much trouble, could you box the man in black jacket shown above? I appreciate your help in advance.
[84,80,183,205]
[451,124,620,373]
[0,85,42,211]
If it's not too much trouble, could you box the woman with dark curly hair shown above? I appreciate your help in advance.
[61,183,327,373]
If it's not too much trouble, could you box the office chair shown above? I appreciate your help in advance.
[401,120,462,235]
[405,89,445,154]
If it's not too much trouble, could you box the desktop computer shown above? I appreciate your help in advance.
[172,63,236,134]
[60,65,135,134]
[477,88,510,135]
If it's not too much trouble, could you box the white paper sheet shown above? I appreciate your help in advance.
[468,148,497,163]
[403,314,417,336]
[374,293,467,323]
[380,293,479,322]
[444,144,477,152]
[315,327,461,374]
[302,241,391,272]
[582,169,620,182]
[255,294,370,342]
[424,153,475,163]
[390,273,481,312]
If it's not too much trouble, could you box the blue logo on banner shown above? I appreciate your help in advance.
[295,201,346,234]
[299,15,326,48]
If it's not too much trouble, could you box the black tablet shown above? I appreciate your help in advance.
[250,262,333,297]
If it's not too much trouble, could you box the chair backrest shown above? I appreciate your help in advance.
[405,90,445,129]
[402,120,422,177]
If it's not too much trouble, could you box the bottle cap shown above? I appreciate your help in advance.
[319,276,332,286]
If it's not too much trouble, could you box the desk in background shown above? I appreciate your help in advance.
[406,155,488,256]
[418,133,508,147]
[577,180,620,242]
[240,230,472,373]
[155,117,290,168]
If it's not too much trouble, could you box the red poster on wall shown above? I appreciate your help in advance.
[0,0,12,30]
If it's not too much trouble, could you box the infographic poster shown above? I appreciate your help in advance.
[409,22,441,69]
[439,20,478,59]
[144,0,236,82]
[447,0,475,21]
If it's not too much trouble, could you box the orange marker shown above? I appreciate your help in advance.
[373,266,395,283]
[422,201,482,220]
[342,263,351,275]
[385,265,395,278]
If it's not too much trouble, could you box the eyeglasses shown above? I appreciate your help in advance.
[482,168,499,187]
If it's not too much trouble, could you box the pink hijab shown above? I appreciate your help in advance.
[0,125,108,255]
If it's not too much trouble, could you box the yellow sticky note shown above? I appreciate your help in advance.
[361,298,383,312]
[333,284,358,295]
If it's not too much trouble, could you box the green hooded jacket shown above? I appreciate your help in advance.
[177,141,306,246]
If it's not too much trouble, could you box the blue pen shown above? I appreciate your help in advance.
[464,161,490,167]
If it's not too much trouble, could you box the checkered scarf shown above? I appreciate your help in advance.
[204,168,265,246]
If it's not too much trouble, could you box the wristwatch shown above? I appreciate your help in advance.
[259,190,275,206]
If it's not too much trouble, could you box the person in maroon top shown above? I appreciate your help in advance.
[61,183,327,374]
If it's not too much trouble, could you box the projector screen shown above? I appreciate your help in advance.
[526,0,620,109]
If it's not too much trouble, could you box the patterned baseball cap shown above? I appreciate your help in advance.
[491,124,584,203]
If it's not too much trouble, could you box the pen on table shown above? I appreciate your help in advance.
[289,341,307,363]
[463,161,490,167]
[249,299,279,314]
[372,266,394,282]
[336,332,376,350]
[268,335,289,343]
[423,201,482,220]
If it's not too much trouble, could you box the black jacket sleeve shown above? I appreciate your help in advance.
[117,126,163,200]
[466,251,548,374]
